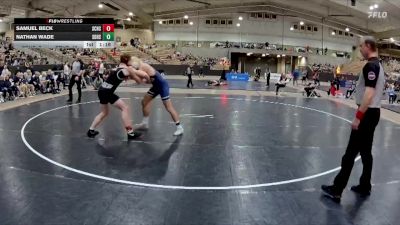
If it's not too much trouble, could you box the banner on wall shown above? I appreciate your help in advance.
[270,73,282,83]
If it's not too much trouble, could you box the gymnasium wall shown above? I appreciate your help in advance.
[0,22,9,34]
[154,14,357,52]
[114,28,154,45]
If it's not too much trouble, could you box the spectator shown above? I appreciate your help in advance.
[275,73,288,95]
[254,67,261,81]
[186,65,194,88]
[304,83,320,97]
[301,69,308,84]
[220,69,227,81]
[46,70,57,93]
[292,69,300,86]
[39,71,49,93]
[388,84,397,104]
[313,71,320,86]
[265,67,271,87]
[0,75,13,101]
[29,72,41,92]
[1,65,10,77]
[22,72,35,96]
[8,75,19,98]
[199,64,204,78]
[334,76,340,91]
[98,60,105,80]
[346,80,357,99]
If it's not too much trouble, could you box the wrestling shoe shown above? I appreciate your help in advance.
[351,185,371,197]
[173,125,184,136]
[321,185,341,202]
[87,129,99,138]
[127,131,142,140]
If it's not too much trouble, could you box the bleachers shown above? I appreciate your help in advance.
[339,60,367,75]
[39,48,112,64]
[108,46,160,64]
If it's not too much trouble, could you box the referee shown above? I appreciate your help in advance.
[321,36,384,202]
[67,54,84,103]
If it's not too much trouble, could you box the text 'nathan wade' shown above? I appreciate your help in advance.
[15,34,55,40]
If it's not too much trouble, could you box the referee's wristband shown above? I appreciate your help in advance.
[356,110,365,120]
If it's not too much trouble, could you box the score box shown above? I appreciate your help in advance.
[102,32,114,41]
[102,24,114,32]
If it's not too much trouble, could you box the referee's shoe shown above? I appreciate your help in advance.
[321,185,341,202]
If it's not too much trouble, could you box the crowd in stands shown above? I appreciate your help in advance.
[381,57,400,79]
[311,63,336,73]
[165,51,222,67]
[1,41,49,66]
[0,68,63,103]
[0,56,114,104]
[59,48,99,57]
[207,41,350,57]
[134,42,226,68]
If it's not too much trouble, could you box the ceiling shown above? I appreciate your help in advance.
[0,0,399,39]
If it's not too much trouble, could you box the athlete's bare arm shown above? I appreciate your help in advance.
[126,66,149,83]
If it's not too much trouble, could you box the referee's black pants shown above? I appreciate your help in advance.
[333,108,380,192]
[68,75,82,101]
[187,74,193,88]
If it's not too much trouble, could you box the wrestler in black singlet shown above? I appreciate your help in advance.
[98,67,128,104]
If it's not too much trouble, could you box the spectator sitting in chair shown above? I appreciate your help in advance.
[346,80,357,99]
[304,82,318,97]
[15,72,32,97]
[56,70,66,90]
[39,71,49,93]
[275,74,290,96]
[29,72,41,92]
[45,70,56,93]
[22,72,35,96]
[301,70,308,84]
[9,75,20,98]
[0,75,13,102]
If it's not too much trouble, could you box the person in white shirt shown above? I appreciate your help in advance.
[98,61,105,80]
[63,62,70,78]
[275,74,290,95]
[1,65,9,77]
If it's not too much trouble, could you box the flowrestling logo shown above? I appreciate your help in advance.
[368,11,388,19]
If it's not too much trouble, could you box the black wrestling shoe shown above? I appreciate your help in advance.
[76,99,81,104]
[321,185,341,202]
[87,129,99,138]
[127,131,142,140]
[351,185,371,197]
[66,99,72,103]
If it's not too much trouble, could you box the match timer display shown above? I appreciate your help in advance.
[13,18,115,49]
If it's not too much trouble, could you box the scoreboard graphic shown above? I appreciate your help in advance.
[13,18,115,49]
